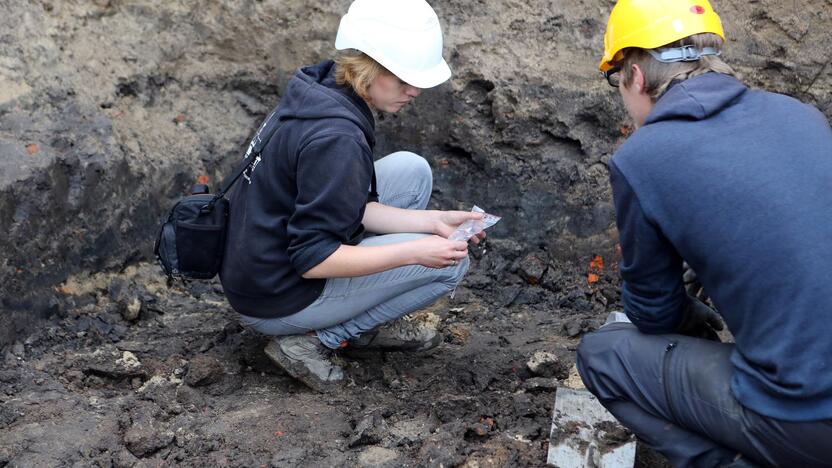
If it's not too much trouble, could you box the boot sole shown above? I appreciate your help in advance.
[264,340,343,394]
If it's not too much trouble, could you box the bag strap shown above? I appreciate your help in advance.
[203,108,380,211]
[202,110,284,212]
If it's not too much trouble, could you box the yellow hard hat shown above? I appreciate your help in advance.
[599,0,725,72]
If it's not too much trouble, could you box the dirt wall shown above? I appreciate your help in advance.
[1,0,830,342]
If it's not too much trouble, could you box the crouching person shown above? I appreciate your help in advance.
[577,0,832,466]
[220,0,484,393]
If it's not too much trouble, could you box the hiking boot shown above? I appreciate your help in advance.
[347,319,442,353]
[264,335,344,393]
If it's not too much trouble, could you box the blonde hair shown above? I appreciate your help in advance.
[335,51,393,101]
[620,33,735,101]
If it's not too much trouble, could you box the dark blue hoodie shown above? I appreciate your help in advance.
[220,60,377,318]
[611,72,832,421]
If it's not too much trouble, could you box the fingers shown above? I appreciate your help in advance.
[455,210,483,219]
[443,250,468,268]
[445,210,483,224]
[469,231,486,245]
[450,240,469,250]
[707,311,725,331]
[682,261,697,283]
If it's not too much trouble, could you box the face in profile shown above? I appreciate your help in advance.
[367,74,422,113]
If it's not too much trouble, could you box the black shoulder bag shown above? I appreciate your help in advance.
[154,110,283,280]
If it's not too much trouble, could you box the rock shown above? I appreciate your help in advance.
[184,355,224,387]
[523,377,559,393]
[512,287,547,305]
[0,405,22,428]
[124,422,174,457]
[541,266,565,293]
[487,239,523,260]
[108,278,130,303]
[137,375,183,414]
[117,351,142,371]
[462,273,491,289]
[514,421,543,440]
[83,348,146,379]
[562,319,585,338]
[11,341,24,357]
[511,392,534,417]
[517,253,547,285]
[465,417,497,439]
[122,298,142,322]
[526,351,569,379]
[497,285,522,307]
[175,384,207,410]
[349,410,389,448]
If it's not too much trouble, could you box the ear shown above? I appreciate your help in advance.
[629,63,646,94]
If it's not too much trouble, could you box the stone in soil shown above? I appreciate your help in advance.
[184,354,225,387]
[82,348,146,379]
[518,253,548,285]
[526,350,569,379]
[523,377,560,393]
[349,410,390,448]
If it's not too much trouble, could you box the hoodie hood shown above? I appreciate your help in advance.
[645,72,747,125]
[276,60,376,147]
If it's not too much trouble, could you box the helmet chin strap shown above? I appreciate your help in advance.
[647,45,721,63]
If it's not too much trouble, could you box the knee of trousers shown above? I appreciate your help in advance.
[439,254,471,288]
[576,324,642,400]
[388,151,433,205]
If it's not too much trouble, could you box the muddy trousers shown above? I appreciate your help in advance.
[239,151,469,349]
[576,323,832,468]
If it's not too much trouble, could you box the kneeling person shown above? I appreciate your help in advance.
[220,0,484,393]
[577,0,832,466]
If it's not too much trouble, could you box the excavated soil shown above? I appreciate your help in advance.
[2,254,626,467]
[2,0,830,466]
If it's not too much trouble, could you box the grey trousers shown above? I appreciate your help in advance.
[239,151,469,349]
[577,323,832,468]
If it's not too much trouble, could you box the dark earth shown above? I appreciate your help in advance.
[1,0,830,466]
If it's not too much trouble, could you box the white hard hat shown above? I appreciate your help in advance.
[335,0,452,89]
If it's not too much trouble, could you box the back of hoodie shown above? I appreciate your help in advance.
[610,73,832,422]
[220,60,377,319]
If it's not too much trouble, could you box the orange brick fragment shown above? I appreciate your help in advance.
[587,255,604,285]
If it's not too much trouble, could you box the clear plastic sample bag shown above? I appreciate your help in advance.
[448,206,501,241]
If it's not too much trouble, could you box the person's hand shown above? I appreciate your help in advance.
[411,235,469,268]
[683,261,710,303]
[676,297,724,341]
[432,210,486,244]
